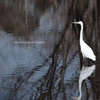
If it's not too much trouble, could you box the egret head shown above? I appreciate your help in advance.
[72,21,83,26]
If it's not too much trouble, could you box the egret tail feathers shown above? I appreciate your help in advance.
[89,55,96,61]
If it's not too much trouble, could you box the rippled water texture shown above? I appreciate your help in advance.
[0,0,100,100]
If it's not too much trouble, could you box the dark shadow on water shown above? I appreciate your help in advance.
[0,0,100,100]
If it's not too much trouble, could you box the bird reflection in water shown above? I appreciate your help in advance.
[72,64,95,100]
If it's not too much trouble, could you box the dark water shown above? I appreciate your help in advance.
[0,0,100,100]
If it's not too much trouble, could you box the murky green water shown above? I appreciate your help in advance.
[0,0,100,100]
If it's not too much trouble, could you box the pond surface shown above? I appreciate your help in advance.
[0,0,100,100]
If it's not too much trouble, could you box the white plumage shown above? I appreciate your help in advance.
[72,21,96,61]
[71,64,95,100]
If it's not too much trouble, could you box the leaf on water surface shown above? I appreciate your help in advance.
[71,97,78,100]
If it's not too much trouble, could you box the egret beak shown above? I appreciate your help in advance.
[71,97,78,99]
[72,22,79,24]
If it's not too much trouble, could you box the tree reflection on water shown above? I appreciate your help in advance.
[0,0,99,100]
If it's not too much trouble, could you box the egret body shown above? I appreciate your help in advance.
[72,21,96,61]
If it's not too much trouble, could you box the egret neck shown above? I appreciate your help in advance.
[80,23,84,44]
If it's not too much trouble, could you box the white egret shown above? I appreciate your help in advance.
[72,21,96,61]
[72,64,95,100]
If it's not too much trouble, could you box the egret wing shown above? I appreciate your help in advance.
[81,42,94,56]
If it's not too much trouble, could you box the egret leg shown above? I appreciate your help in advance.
[83,57,88,66]
[80,53,83,67]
